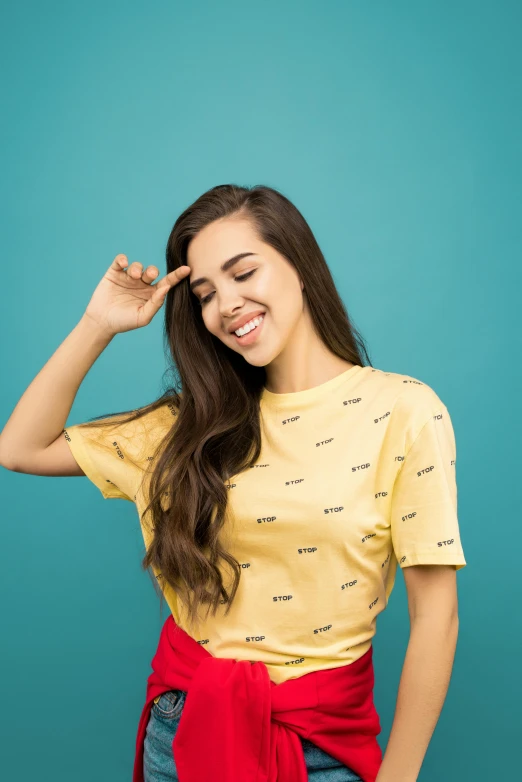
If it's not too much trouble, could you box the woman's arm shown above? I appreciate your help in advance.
[0,314,114,471]
[376,565,460,782]
[0,254,187,474]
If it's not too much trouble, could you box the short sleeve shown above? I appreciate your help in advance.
[63,420,135,501]
[390,404,466,571]
[63,399,179,502]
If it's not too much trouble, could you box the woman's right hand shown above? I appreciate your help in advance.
[84,254,191,336]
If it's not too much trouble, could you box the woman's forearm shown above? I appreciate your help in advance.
[375,615,459,782]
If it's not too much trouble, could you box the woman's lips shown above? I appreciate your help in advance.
[232,313,266,346]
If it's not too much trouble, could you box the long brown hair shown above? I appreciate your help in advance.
[78,184,372,630]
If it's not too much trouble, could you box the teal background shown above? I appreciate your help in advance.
[1,0,520,779]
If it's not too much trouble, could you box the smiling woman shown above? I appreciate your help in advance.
[184,214,307,370]
[2,183,466,782]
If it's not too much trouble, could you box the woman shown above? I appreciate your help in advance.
[0,184,466,781]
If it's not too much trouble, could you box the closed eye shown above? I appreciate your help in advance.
[199,269,257,305]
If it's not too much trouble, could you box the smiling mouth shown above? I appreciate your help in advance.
[232,313,266,344]
[232,313,265,337]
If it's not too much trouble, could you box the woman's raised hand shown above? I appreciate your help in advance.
[84,254,191,336]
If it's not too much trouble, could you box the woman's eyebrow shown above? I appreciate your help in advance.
[189,252,257,292]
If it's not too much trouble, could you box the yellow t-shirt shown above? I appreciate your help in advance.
[63,364,466,685]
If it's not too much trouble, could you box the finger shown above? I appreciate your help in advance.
[111,254,129,271]
[127,261,145,279]
[158,265,191,287]
[138,280,172,325]
[141,266,159,284]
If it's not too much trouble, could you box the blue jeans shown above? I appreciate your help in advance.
[143,689,363,781]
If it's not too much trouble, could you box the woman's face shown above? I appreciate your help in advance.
[186,217,305,367]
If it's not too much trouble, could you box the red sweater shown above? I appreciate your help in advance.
[133,615,383,782]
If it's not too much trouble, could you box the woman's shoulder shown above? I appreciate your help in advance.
[366,365,449,428]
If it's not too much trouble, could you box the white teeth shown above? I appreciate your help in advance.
[235,314,264,337]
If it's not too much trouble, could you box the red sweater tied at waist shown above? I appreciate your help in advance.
[132,615,383,782]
